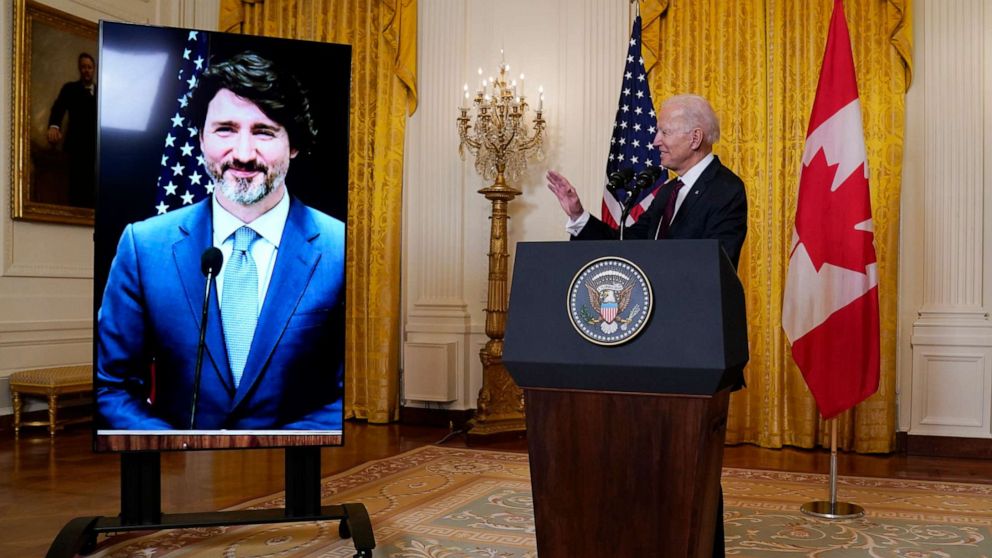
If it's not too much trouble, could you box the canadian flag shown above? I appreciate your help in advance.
[782,0,880,420]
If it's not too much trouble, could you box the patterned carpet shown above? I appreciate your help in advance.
[87,446,992,557]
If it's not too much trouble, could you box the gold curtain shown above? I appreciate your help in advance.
[220,0,417,423]
[641,0,911,453]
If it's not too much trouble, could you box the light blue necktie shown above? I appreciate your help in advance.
[221,226,259,388]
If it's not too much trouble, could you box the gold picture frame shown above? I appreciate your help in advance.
[11,0,97,226]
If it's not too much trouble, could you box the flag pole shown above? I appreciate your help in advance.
[800,418,864,519]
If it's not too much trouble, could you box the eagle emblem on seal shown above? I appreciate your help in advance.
[585,276,637,334]
[568,257,652,345]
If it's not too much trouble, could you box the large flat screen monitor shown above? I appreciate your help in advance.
[93,22,350,451]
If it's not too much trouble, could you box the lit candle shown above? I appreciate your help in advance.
[462,83,469,109]
[519,73,525,97]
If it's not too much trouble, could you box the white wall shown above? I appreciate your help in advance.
[402,0,633,409]
[898,0,992,439]
[0,0,218,415]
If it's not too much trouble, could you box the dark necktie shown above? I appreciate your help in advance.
[658,179,685,239]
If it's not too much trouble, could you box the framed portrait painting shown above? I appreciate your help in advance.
[11,0,98,226]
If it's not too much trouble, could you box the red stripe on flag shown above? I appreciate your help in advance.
[791,287,879,419]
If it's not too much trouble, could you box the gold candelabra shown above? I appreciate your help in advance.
[457,57,546,439]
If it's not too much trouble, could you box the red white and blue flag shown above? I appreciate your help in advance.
[782,0,880,419]
[601,15,664,229]
[154,31,211,215]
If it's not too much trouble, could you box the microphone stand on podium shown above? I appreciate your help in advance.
[609,167,663,239]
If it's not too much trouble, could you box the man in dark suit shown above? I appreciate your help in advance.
[96,52,345,432]
[47,52,97,208]
[547,94,746,557]
[547,94,747,269]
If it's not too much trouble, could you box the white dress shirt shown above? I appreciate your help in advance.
[212,191,290,314]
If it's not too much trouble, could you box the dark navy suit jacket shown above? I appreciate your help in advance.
[96,196,345,431]
[575,155,747,269]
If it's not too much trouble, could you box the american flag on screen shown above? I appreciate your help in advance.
[154,31,211,215]
[601,15,665,229]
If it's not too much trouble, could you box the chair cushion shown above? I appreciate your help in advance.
[9,365,93,389]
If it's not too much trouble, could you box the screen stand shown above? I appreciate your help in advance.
[45,449,375,558]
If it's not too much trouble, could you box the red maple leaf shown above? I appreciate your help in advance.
[795,148,877,273]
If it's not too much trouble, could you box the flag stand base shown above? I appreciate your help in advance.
[800,417,866,520]
[800,500,864,519]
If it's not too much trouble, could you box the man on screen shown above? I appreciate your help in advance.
[96,52,345,431]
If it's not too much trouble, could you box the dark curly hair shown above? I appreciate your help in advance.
[188,51,318,154]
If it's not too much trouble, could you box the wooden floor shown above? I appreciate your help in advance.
[3,422,992,557]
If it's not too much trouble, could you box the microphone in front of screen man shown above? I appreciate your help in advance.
[190,247,223,429]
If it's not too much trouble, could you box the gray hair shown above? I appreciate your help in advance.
[662,94,720,145]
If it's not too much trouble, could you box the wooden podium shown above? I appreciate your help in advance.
[503,240,748,557]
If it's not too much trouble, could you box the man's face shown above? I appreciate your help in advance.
[652,105,698,175]
[78,57,95,85]
[200,88,297,207]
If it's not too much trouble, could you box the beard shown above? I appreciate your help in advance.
[207,159,289,206]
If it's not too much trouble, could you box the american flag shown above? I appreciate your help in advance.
[601,15,664,229]
[154,31,211,215]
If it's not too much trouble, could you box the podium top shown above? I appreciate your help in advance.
[504,240,748,395]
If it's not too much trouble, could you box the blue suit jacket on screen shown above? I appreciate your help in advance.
[96,196,346,431]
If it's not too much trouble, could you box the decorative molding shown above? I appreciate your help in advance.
[4,260,93,278]
[911,348,991,436]
[921,0,986,311]
[402,341,457,402]
[404,0,468,310]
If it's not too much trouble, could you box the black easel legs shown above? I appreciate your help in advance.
[46,450,375,558]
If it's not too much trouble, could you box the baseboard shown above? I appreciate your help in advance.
[905,433,992,459]
[399,405,475,430]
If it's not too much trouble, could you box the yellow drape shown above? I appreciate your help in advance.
[220,0,417,423]
[641,0,911,452]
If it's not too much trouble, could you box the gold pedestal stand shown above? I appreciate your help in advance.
[457,58,545,441]
[466,177,526,440]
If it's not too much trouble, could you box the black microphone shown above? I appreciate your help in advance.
[606,167,634,193]
[634,167,664,191]
[201,247,223,276]
[190,247,223,429]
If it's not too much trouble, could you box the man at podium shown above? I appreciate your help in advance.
[545,93,747,557]
[546,94,747,269]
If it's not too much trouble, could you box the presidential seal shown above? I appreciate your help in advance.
[567,257,653,346]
